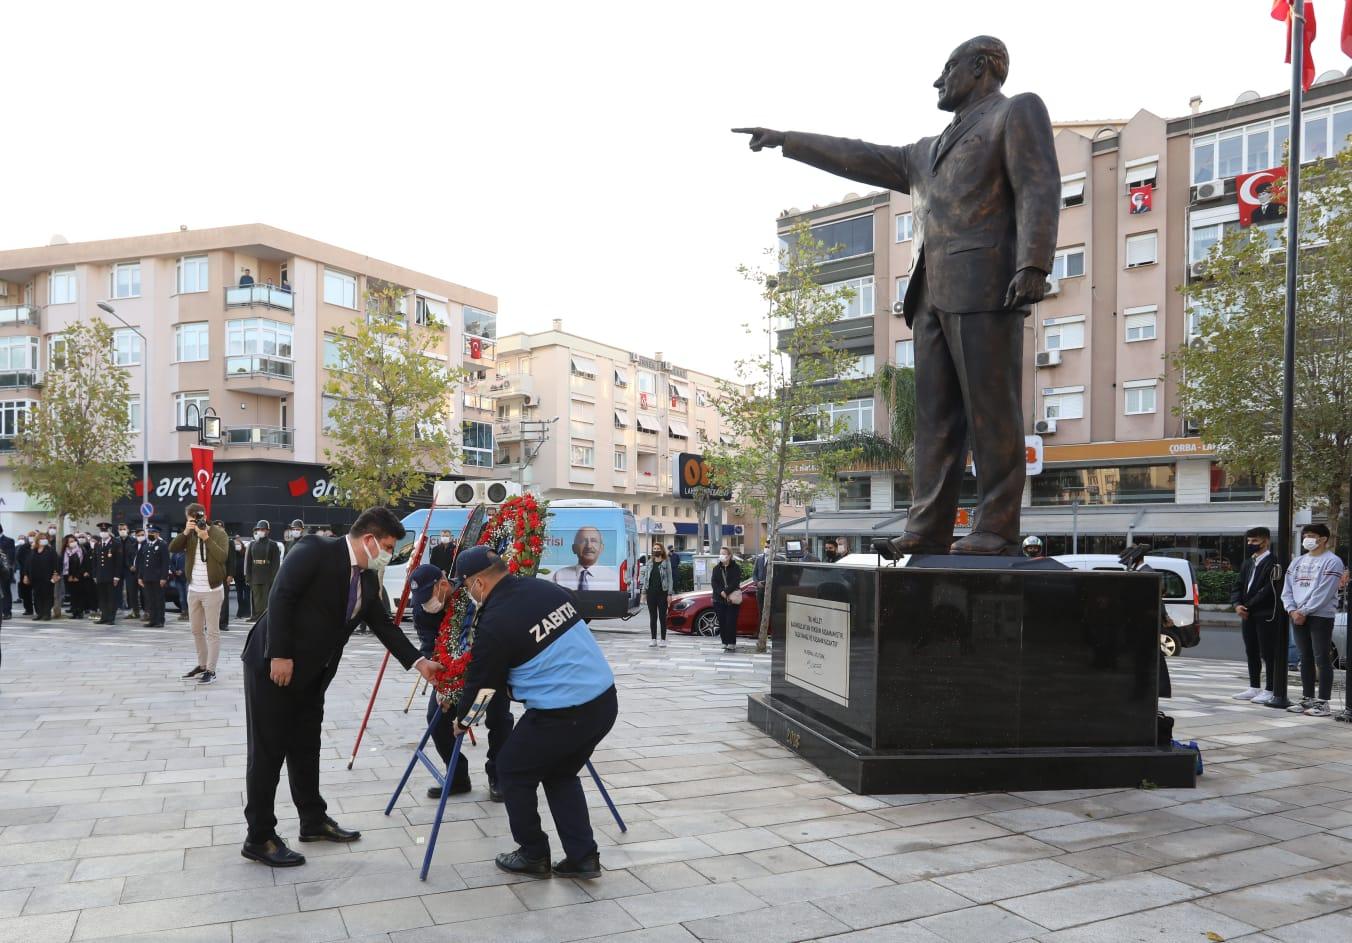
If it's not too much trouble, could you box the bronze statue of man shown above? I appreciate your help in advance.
[736,35,1059,556]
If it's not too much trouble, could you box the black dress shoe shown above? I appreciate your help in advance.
[552,851,601,879]
[888,532,950,556]
[951,531,1016,556]
[241,836,306,867]
[495,847,551,876]
[298,819,361,843]
[427,780,473,799]
[488,781,505,803]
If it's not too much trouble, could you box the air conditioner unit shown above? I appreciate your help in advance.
[434,479,523,507]
[1189,260,1209,280]
[1034,418,1058,435]
[1035,350,1062,368]
[891,300,905,317]
[1195,179,1225,202]
[733,524,746,536]
[1042,276,1060,297]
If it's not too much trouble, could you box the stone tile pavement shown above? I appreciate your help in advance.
[0,616,1351,942]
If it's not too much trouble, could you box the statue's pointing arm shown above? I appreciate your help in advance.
[733,127,913,194]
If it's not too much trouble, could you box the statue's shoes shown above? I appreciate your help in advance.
[951,532,1016,556]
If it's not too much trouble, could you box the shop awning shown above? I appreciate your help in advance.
[778,509,910,538]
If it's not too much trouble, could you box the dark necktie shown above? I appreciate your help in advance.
[346,566,361,622]
[578,568,590,592]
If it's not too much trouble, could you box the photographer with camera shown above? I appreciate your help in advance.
[169,503,230,686]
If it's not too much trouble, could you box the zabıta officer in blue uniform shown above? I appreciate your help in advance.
[449,546,618,880]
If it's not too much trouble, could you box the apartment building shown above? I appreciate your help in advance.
[778,71,1352,562]
[0,224,498,534]
[490,322,752,551]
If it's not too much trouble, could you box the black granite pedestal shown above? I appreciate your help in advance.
[747,559,1197,794]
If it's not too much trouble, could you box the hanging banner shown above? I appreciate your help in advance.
[1128,184,1153,214]
[1236,166,1288,227]
[190,445,215,518]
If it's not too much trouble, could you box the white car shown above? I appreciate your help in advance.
[1054,554,1200,657]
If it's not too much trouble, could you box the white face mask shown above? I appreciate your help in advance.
[38,540,48,548]
[363,536,391,570]
[119,529,128,537]
[720,554,731,564]
[254,531,266,540]
[136,535,146,543]
[421,597,445,614]
[439,536,451,545]
[1302,536,1319,552]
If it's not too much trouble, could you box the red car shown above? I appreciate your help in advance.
[666,579,761,637]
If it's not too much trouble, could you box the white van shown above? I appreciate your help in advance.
[1054,554,1200,656]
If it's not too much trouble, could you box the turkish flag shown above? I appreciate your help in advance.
[287,476,309,498]
[190,445,214,518]
[1342,0,1351,56]
[1273,1,1318,92]
[1128,184,1153,214]
[1236,166,1289,227]
[469,337,482,359]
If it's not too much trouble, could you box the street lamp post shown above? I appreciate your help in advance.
[97,302,149,533]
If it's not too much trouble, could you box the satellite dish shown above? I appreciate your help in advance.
[1234,90,1260,103]
[842,192,861,201]
[1313,70,1342,85]
[49,234,68,246]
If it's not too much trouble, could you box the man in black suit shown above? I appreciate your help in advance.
[429,529,456,574]
[1231,526,1281,704]
[239,507,443,868]
[90,524,123,625]
[736,35,1060,556]
[137,527,170,627]
[0,525,13,619]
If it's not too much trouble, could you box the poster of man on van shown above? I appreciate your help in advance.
[548,526,621,591]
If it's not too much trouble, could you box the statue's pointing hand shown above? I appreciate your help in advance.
[732,127,785,152]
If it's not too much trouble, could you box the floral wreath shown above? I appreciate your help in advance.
[432,492,549,703]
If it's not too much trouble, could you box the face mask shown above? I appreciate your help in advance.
[440,536,451,545]
[47,529,56,536]
[1302,537,1319,552]
[119,529,128,537]
[421,597,445,614]
[38,540,47,548]
[1247,543,1262,555]
[136,535,145,543]
[466,579,483,607]
[720,554,731,564]
[363,536,391,570]
[254,531,265,540]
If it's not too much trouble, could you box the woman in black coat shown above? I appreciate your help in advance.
[26,537,60,620]
[231,536,250,618]
[710,548,743,653]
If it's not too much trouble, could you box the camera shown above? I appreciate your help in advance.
[193,513,207,528]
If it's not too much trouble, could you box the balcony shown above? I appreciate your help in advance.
[0,306,39,329]
[224,356,294,396]
[0,369,42,390]
[485,373,535,403]
[223,425,294,449]
[224,284,294,312]
[495,420,527,443]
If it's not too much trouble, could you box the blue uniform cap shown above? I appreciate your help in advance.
[408,563,443,607]
[451,545,497,586]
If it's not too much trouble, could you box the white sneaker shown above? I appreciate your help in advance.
[659,640,667,648]
[1251,690,1275,704]
[648,640,658,648]
[1233,687,1261,700]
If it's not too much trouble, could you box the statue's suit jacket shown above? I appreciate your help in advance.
[783,90,1060,323]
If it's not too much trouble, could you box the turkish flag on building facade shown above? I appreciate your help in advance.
[1343,0,1352,56]
[1237,166,1289,227]
[1128,184,1153,214]
[191,445,214,518]
[1272,1,1318,92]
[469,337,482,359]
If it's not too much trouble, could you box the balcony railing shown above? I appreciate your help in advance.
[225,356,294,380]
[0,369,42,389]
[224,284,294,312]
[0,306,39,328]
[485,373,535,401]
[223,425,294,449]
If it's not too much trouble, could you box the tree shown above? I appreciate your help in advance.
[838,363,919,500]
[322,282,468,510]
[1170,144,1352,543]
[13,319,133,617]
[703,221,867,652]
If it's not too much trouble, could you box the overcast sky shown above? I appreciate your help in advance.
[4,1,1344,378]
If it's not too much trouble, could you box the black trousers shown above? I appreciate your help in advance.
[122,574,141,612]
[65,578,84,616]
[1293,615,1335,700]
[906,280,1025,547]
[1,577,11,618]
[497,686,617,862]
[96,582,118,624]
[236,581,251,618]
[18,577,32,613]
[1240,613,1279,690]
[648,591,668,639]
[715,600,739,646]
[244,664,332,842]
[142,582,166,625]
[33,582,53,619]
[219,587,230,632]
[428,688,514,785]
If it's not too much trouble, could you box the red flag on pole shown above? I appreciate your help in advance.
[469,336,482,359]
[1342,0,1351,57]
[191,445,214,518]
[1274,1,1319,92]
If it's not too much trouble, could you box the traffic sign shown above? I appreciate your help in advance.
[140,502,154,518]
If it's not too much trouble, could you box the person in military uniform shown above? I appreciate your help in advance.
[450,546,617,880]
[119,523,141,618]
[284,519,305,556]
[137,526,170,627]
[90,523,123,625]
[246,520,281,621]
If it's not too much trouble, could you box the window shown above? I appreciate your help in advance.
[794,398,874,442]
[895,339,915,368]
[669,419,690,439]
[839,354,875,380]
[462,420,493,468]
[463,305,496,340]
[174,391,209,428]
[321,395,340,433]
[1043,318,1084,351]
[1032,464,1175,505]
[613,367,628,388]
[895,212,913,242]
[1060,174,1086,208]
[571,442,595,467]
[226,318,292,358]
[1216,131,1243,179]
[1124,306,1158,342]
[1210,463,1264,502]
[323,269,358,309]
[111,328,142,366]
[570,398,595,437]
[127,395,141,434]
[177,256,208,294]
[1124,158,1158,190]
[1052,246,1086,280]
[0,337,38,370]
[112,262,141,299]
[174,323,209,362]
[1187,109,1352,184]
[779,214,873,267]
[636,413,660,433]
[895,276,910,305]
[823,275,874,320]
[570,355,597,379]
[0,400,35,438]
[637,370,657,409]
[1042,386,1085,421]
[614,408,629,429]
[323,333,350,371]
[47,335,67,370]
[668,380,689,406]
[838,474,871,511]
[1190,212,1241,263]
[49,268,77,305]
[1125,232,1157,267]
[414,295,448,326]
[1124,379,1157,415]
[696,388,710,407]
[614,448,627,472]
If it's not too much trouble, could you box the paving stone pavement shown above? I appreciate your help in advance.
[1,616,1351,942]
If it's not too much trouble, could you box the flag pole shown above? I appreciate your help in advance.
[1268,0,1306,711]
